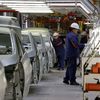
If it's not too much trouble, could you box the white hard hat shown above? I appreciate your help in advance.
[70,22,80,30]
[53,32,59,36]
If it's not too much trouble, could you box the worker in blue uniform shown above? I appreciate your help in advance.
[53,32,65,70]
[63,22,84,85]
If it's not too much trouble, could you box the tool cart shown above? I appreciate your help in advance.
[81,26,100,100]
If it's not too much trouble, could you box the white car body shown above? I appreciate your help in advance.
[31,34,48,75]
[21,31,41,83]
[0,16,32,100]
[24,28,56,68]
[42,34,57,67]
[22,29,48,81]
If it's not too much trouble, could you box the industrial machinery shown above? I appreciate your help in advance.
[81,26,100,100]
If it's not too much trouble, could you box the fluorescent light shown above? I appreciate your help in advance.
[3,3,46,6]
[10,6,53,13]
[0,0,53,13]
[0,1,45,4]
[7,5,49,8]
[20,11,53,13]
[12,7,51,11]
[10,5,51,10]
[47,3,76,6]
[16,9,53,13]
[46,0,74,3]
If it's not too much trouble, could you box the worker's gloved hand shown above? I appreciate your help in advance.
[76,57,81,67]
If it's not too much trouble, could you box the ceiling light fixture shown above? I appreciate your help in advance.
[6,5,49,8]
[47,3,75,6]
[0,0,53,13]
[15,9,53,13]
[48,3,92,14]
[2,3,46,6]
[0,1,45,4]
[12,7,51,10]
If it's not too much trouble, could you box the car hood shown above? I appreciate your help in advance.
[0,54,19,67]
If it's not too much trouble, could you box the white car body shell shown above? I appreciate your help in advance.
[22,28,56,68]
[22,29,48,80]
[0,16,32,99]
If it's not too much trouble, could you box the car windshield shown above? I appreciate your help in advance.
[21,35,32,50]
[41,33,50,42]
[42,36,50,42]
[0,33,12,55]
[33,36,41,44]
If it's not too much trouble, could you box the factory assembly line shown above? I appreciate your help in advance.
[0,0,100,100]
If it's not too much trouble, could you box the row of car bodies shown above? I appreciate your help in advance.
[0,16,56,100]
[21,28,56,73]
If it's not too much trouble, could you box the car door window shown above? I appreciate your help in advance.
[11,29,25,57]
[0,33,12,55]
[33,36,42,44]
[21,34,32,50]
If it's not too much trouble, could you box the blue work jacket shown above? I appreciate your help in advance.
[53,37,65,56]
[65,32,83,58]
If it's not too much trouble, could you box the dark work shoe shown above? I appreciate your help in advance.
[63,80,69,85]
[70,82,80,85]
[61,68,64,70]
[57,68,60,70]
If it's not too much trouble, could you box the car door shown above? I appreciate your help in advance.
[33,35,46,80]
[0,62,7,100]
[29,33,40,84]
[22,33,40,84]
[15,34,32,97]
[40,35,49,73]
[44,38,53,68]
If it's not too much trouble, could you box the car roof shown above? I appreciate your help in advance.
[22,28,50,36]
[0,16,20,28]
[22,30,40,36]
[22,27,49,32]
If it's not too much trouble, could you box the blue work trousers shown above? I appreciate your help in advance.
[57,54,65,69]
[64,57,77,83]
[56,47,65,69]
